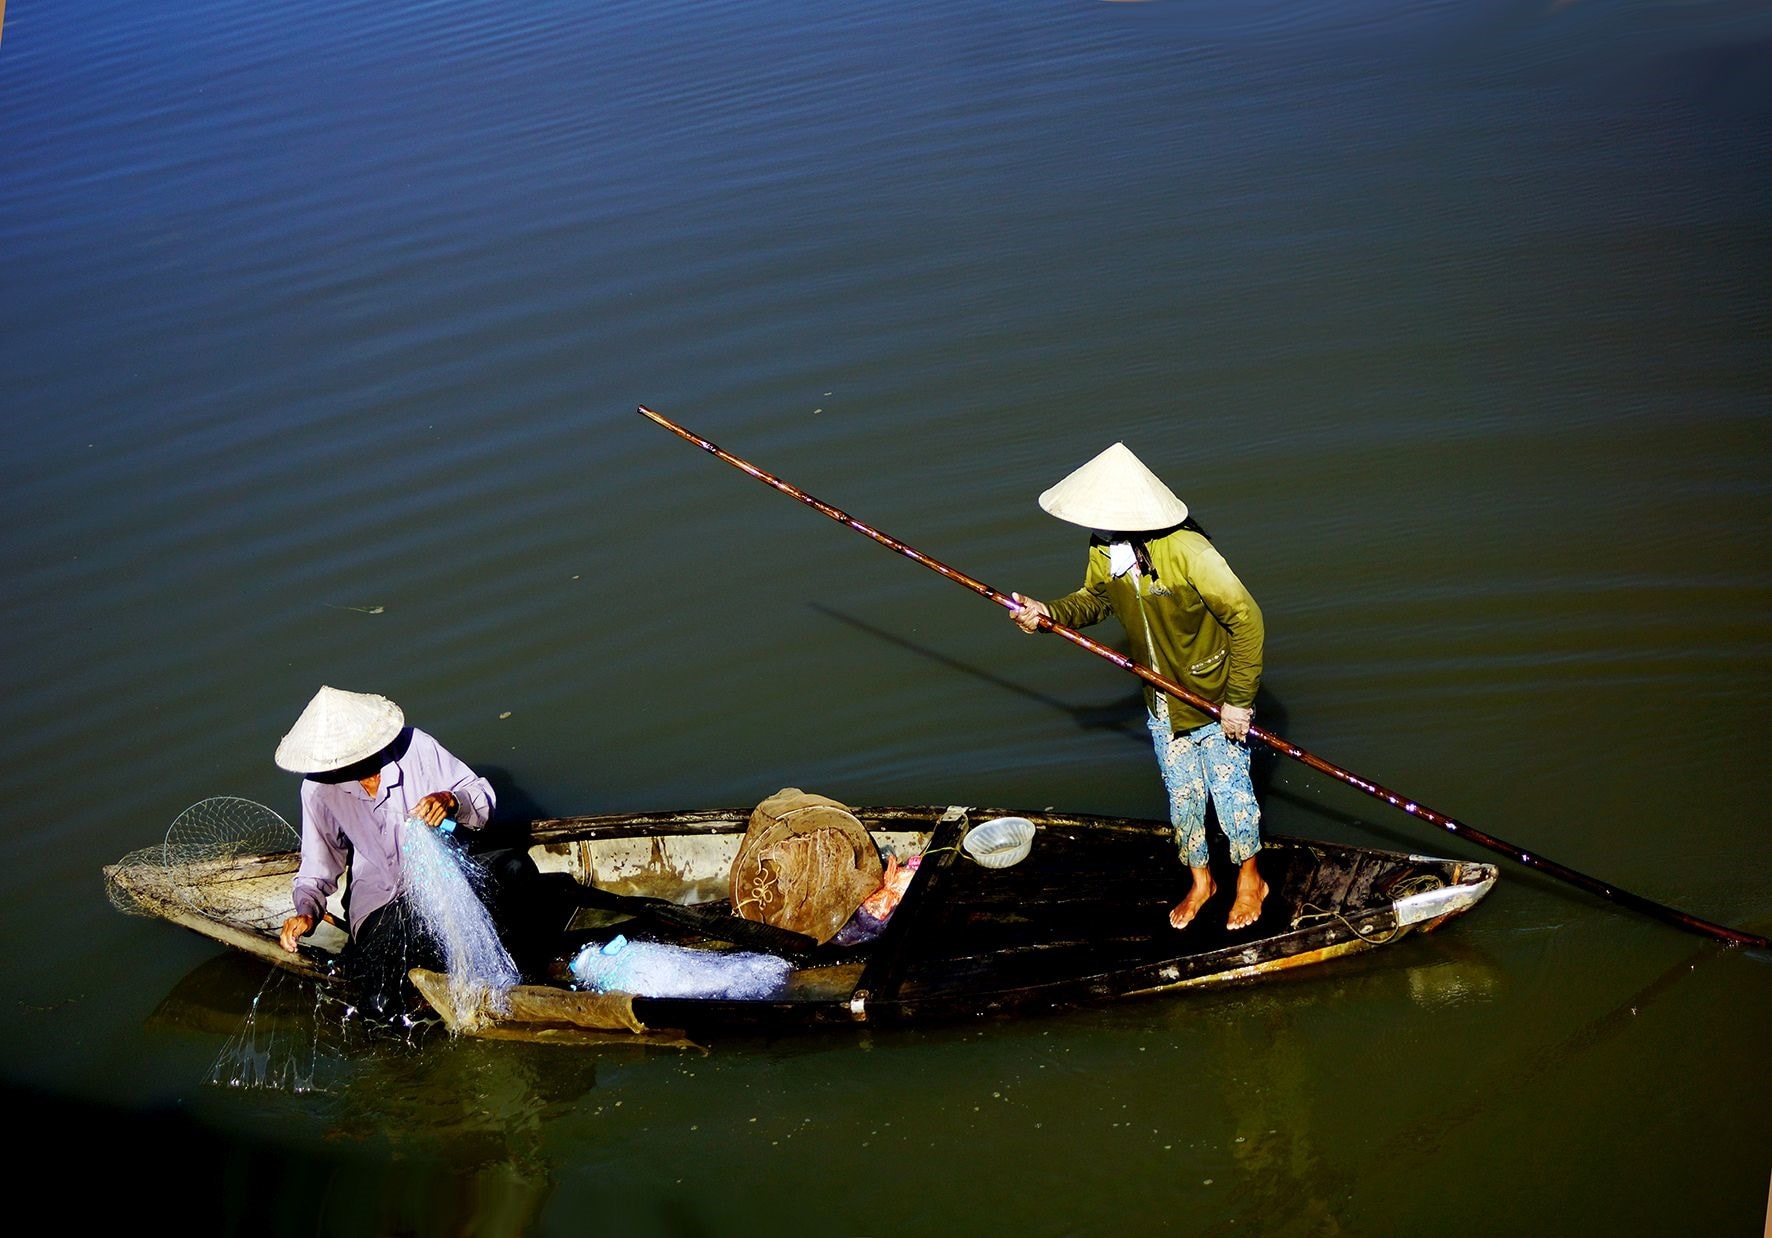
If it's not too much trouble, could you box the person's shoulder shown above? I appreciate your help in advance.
[1160,527,1212,547]
[1151,526,1216,558]
[401,726,474,767]
[298,774,346,821]
[1153,527,1242,581]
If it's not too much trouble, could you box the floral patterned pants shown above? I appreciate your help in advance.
[1146,706,1262,869]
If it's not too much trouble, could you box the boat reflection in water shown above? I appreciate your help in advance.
[144,951,618,1237]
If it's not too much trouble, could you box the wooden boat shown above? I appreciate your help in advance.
[104,804,1496,1044]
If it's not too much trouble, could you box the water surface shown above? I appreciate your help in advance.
[5,1,1769,1233]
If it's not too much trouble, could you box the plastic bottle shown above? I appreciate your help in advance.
[405,815,457,834]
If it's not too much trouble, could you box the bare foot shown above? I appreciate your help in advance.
[1227,863,1268,931]
[1169,872,1216,930]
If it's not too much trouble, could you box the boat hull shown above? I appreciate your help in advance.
[106,804,1497,1041]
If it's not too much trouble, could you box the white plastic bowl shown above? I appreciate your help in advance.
[963,816,1036,869]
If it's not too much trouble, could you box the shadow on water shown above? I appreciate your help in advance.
[809,602,1292,795]
[126,949,625,1237]
[21,1041,546,1232]
[811,602,1151,741]
[11,1078,336,1231]
[477,765,557,842]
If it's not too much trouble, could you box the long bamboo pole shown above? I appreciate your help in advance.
[639,405,1768,949]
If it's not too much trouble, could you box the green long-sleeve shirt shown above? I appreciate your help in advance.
[1044,528,1264,733]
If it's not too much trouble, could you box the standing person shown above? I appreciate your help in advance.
[273,685,538,1019]
[1008,443,1269,931]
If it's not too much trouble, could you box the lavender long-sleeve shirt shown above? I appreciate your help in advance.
[289,726,496,934]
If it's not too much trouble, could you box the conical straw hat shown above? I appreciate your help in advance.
[1037,442,1188,532]
[274,686,405,773]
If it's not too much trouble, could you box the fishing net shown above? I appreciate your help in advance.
[399,819,519,1033]
[568,935,791,1000]
[107,798,486,1082]
[105,795,302,932]
[729,787,882,944]
[162,795,299,864]
[204,965,369,1093]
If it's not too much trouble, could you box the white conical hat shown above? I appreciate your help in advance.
[273,686,405,773]
[1037,442,1188,532]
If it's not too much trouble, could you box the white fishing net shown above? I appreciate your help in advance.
[399,819,520,1032]
[568,935,790,1000]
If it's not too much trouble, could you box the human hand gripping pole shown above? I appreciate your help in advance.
[636,404,1768,949]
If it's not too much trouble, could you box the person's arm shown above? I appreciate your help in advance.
[283,785,346,951]
[1191,545,1264,738]
[1013,547,1112,633]
[405,728,496,832]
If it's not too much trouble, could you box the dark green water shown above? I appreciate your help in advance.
[6,1,1769,1233]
